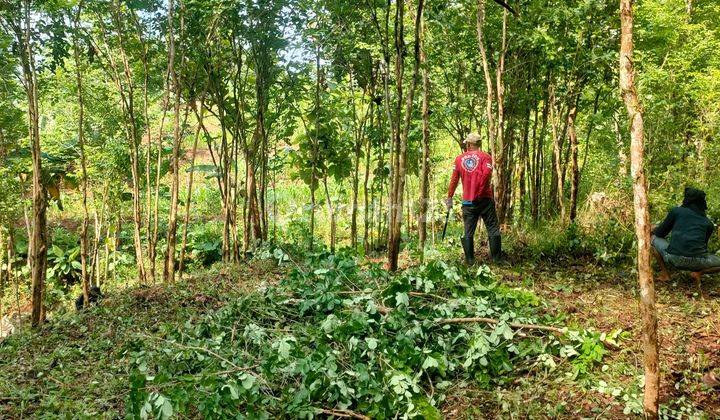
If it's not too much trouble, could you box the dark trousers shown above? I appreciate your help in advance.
[461,198,501,263]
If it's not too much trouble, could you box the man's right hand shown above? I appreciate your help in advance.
[445,197,453,210]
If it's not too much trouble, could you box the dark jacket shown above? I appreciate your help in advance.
[653,206,714,257]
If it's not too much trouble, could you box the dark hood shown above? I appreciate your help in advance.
[682,187,707,215]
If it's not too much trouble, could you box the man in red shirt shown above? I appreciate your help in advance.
[445,133,502,265]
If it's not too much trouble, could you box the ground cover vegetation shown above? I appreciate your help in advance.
[1,0,720,418]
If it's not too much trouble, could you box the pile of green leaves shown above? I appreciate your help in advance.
[127,250,607,418]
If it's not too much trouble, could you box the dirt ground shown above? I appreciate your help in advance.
[489,259,720,418]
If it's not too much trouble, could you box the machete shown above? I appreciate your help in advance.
[441,208,450,241]
[492,0,519,17]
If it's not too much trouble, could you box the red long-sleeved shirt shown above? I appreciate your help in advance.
[447,150,493,202]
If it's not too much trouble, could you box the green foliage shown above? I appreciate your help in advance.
[127,250,607,417]
[184,221,223,269]
[511,222,633,265]
[47,243,81,289]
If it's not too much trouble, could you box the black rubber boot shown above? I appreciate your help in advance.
[489,235,502,263]
[462,235,475,266]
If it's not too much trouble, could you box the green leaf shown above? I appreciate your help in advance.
[422,356,439,370]
[499,323,514,340]
[52,245,64,258]
[224,383,240,399]
[241,374,256,390]
[365,337,378,350]
[395,292,409,307]
[160,398,173,419]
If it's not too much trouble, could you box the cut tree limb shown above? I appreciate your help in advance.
[439,316,564,333]
[316,408,370,420]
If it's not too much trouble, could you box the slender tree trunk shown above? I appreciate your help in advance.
[386,25,402,267]
[142,33,153,281]
[387,0,424,271]
[494,10,509,223]
[128,8,155,285]
[244,156,262,251]
[6,228,15,318]
[179,100,206,278]
[103,1,148,284]
[309,46,321,251]
[405,179,412,238]
[164,0,180,282]
[363,69,376,253]
[376,108,386,251]
[14,0,47,327]
[549,86,566,218]
[579,91,601,185]
[73,6,91,307]
[529,102,540,223]
[518,107,531,221]
[535,86,549,222]
[323,177,336,253]
[476,0,496,167]
[568,106,579,222]
[22,203,31,270]
[349,68,361,249]
[620,0,659,417]
[0,229,5,319]
[90,182,108,285]
[417,12,431,256]
[260,136,269,243]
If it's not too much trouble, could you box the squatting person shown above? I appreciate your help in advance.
[652,187,720,282]
[445,133,502,265]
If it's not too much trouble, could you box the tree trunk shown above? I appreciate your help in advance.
[529,102,540,223]
[73,6,91,307]
[349,68,361,249]
[363,67,376,254]
[417,10,431,256]
[549,85,566,218]
[128,7,155,286]
[22,203,31,270]
[323,176,336,253]
[179,99,206,278]
[244,155,262,252]
[309,46,321,251]
[14,0,48,327]
[387,0,424,271]
[567,106,579,222]
[476,0,496,174]
[164,0,180,282]
[620,0,659,417]
[0,229,5,319]
[518,107,531,221]
[103,1,148,284]
[494,10,509,224]
[5,228,15,318]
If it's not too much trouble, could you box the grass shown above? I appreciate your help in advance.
[0,260,282,419]
[1,250,719,418]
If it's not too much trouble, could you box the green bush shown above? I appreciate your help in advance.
[185,221,223,268]
[510,221,633,265]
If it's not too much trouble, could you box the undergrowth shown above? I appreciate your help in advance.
[127,248,610,418]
